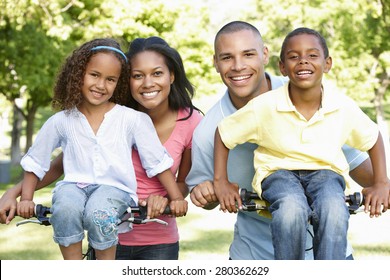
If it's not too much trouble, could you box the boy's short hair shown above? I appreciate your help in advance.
[280,27,329,62]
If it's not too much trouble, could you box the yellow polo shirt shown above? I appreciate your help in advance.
[218,83,379,195]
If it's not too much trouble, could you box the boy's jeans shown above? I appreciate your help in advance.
[261,169,349,260]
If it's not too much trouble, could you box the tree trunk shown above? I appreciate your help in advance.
[10,103,22,165]
[24,105,38,153]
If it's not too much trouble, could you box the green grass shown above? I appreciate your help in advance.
[0,193,232,260]
[0,166,232,260]
[0,165,225,260]
[0,165,64,260]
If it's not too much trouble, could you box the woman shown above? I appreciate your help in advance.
[116,37,202,260]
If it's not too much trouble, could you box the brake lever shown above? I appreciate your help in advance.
[16,219,43,226]
[127,217,168,226]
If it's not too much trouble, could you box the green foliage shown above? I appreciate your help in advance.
[252,0,390,104]
[0,0,389,152]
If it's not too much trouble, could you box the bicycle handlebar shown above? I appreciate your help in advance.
[14,203,172,227]
[239,188,364,214]
[124,204,171,226]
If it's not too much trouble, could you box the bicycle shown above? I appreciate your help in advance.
[13,203,171,260]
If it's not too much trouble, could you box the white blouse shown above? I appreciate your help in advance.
[21,104,173,202]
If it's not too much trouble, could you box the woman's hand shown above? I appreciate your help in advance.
[0,188,20,224]
[139,194,169,219]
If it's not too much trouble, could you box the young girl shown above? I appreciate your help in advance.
[17,38,187,260]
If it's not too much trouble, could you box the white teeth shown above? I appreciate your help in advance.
[231,75,250,81]
[142,91,158,97]
[92,91,104,97]
[298,71,312,75]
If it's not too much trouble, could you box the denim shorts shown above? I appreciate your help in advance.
[50,183,135,250]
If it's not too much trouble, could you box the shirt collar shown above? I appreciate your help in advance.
[276,83,341,114]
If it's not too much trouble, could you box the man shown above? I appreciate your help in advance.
[185,21,374,259]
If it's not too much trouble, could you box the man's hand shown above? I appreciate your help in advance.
[190,181,219,209]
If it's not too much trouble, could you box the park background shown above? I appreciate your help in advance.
[0,0,389,260]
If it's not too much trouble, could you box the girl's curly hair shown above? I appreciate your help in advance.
[52,38,130,112]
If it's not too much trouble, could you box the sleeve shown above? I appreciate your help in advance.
[342,144,369,171]
[345,98,379,151]
[185,110,203,150]
[132,112,173,178]
[20,115,62,180]
[185,127,214,192]
[218,100,260,150]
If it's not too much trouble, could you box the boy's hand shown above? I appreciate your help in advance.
[17,200,35,219]
[169,198,188,217]
[214,179,241,213]
[190,181,219,209]
[362,181,390,217]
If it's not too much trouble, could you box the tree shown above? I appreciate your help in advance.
[0,0,219,165]
[0,0,102,164]
[0,1,66,164]
[8,0,388,167]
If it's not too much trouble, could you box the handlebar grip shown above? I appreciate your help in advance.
[162,205,171,215]
[345,192,363,205]
[35,204,51,217]
[239,188,260,201]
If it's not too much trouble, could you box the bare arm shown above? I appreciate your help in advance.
[36,152,64,189]
[349,158,374,187]
[0,153,64,224]
[364,132,390,217]
[176,148,191,198]
[17,171,39,218]
[157,169,187,217]
[144,149,191,219]
[213,128,241,213]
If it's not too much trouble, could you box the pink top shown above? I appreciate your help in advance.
[118,108,202,246]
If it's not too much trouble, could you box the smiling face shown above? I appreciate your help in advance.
[81,52,121,109]
[279,33,332,92]
[214,29,270,109]
[129,50,174,112]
